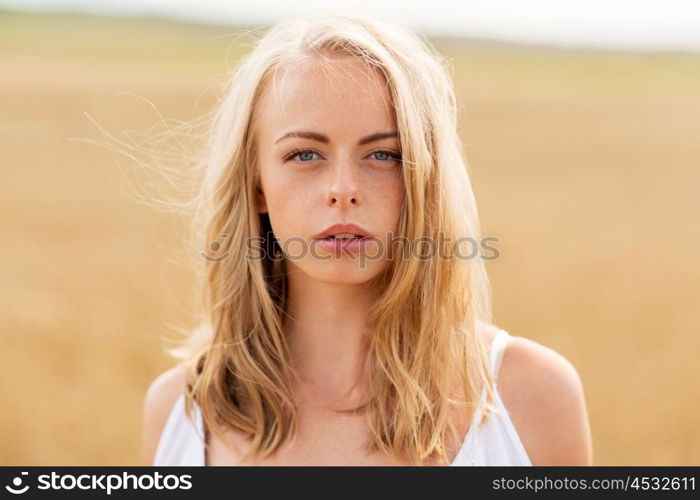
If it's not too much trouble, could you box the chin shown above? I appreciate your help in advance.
[300,259,387,285]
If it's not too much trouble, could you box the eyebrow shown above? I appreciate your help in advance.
[274,130,399,145]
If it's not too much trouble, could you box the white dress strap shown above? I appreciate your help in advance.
[489,329,510,385]
[153,393,206,466]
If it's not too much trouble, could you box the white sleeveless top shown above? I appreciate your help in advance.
[154,329,532,466]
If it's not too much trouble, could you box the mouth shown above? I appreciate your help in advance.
[316,233,371,241]
[313,223,373,241]
[313,232,374,254]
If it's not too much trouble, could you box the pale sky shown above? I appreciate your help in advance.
[2,0,699,52]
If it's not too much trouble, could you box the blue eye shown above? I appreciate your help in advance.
[370,150,402,162]
[285,149,320,162]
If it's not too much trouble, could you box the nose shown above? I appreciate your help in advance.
[326,159,361,208]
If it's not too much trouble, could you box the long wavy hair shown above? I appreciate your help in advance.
[166,10,498,465]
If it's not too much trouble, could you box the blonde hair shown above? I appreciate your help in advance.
[163,10,498,465]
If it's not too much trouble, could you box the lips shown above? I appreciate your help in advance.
[313,223,373,240]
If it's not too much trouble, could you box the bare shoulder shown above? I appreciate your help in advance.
[498,334,594,466]
[140,364,188,465]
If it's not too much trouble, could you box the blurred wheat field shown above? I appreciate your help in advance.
[1,10,698,465]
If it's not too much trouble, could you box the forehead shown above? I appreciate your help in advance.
[255,54,397,141]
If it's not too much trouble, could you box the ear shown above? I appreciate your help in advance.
[256,185,268,214]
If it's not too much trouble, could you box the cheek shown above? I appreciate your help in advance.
[372,170,404,225]
[261,173,311,232]
[266,175,311,206]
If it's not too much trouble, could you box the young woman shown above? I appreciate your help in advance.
[141,11,592,466]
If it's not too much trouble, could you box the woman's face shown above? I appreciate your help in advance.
[254,54,404,284]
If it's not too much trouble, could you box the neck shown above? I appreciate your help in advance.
[283,264,376,408]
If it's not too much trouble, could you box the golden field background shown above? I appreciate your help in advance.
[1,10,698,465]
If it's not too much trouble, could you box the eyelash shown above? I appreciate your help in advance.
[283,148,402,163]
